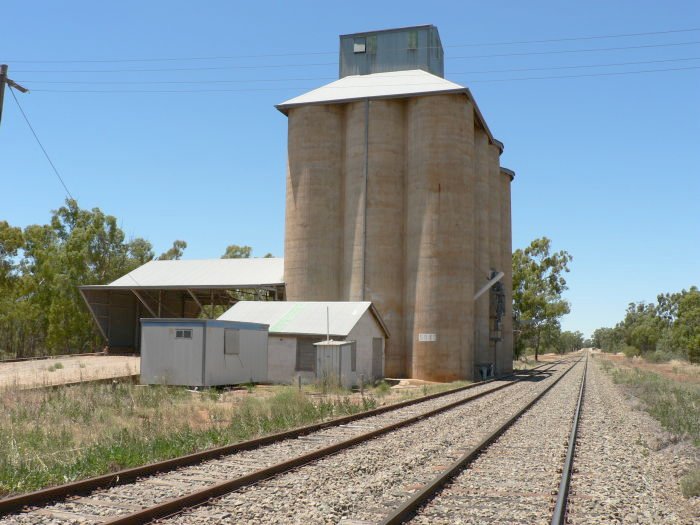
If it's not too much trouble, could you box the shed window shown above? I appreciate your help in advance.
[296,338,316,372]
[175,329,192,339]
[350,342,357,372]
[353,37,366,53]
[224,329,240,355]
[366,35,377,54]
[408,31,418,50]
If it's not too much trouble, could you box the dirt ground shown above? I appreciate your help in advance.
[0,355,140,390]
[593,349,700,385]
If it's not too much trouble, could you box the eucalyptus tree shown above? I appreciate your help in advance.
[512,237,572,361]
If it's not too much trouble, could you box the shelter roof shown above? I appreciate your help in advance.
[218,301,389,338]
[276,69,503,152]
[80,258,284,290]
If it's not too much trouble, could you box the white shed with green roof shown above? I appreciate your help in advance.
[219,301,388,385]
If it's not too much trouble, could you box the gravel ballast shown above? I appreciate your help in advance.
[159,361,577,524]
[409,355,586,524]
[569,357,698,524]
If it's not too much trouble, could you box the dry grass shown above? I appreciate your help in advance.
[597,356,700,498]
[0,377,470,497]
[0,382,371,496]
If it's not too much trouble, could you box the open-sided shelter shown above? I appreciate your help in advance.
[80,258,285,353]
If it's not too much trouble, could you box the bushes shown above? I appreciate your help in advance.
[622,345,641,358]
[607,367,700,446]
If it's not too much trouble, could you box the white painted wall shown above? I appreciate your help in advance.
[267,335,318,384]
[347,310,385,381]
[264,309,386,386]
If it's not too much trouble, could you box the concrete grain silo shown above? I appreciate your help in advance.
[277,25,514,381]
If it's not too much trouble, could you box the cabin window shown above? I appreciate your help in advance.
[224,329,240,355]
[175,329,192,339]
[353,37,366,53]
[296,338,316,372]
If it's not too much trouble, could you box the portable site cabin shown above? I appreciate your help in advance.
[218,301,388,386]
[140,319,268,387]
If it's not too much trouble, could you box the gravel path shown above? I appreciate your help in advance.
[408,354,586,525]
[0,363,563,525]
[0,355,139,390]
[568,357,698,524]
[157,361,577,524]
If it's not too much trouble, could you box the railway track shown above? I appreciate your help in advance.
[148,357,583,525]
[383,353,587,525]
[0,360,565,524]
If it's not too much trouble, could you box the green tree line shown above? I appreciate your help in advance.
[0,200,269,358]
[591,288,700,363]
[2,201,583,362]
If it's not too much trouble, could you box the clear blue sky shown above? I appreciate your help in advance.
[2,1,698,337]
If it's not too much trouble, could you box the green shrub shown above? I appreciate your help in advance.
[680,468,700,498]
[644,350,685,363]
[373,380,391,397]
[623,345,641,358]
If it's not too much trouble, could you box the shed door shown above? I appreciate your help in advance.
[372,338,383,379]
[317,346,341,380]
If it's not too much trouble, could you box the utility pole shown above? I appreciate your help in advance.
[0,64,30,126]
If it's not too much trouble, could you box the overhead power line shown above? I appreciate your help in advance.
[450,40,700,60]
[8,87,74,199]
[27,65,700,93]
[15,57,700,85]
[467,64,700,83]
[12,62,337,74]
[2,27,699,63]
[12,40,700,74]
[446,27,700,48]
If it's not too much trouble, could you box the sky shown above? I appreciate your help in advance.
[1,1,698,337]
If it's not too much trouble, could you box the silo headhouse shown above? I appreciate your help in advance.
[277,25,514,382]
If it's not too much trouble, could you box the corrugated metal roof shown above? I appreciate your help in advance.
[276,69,503,152]
[218,301,386,337]
[276,69,464,111]
[82,258,285,289]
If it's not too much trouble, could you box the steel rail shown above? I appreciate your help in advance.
[0,361,561,516]
[551,353,588,525]
[378,357,584,525]
[99,363,567,525]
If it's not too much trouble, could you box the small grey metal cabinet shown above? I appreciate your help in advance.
[314,340,357,389]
